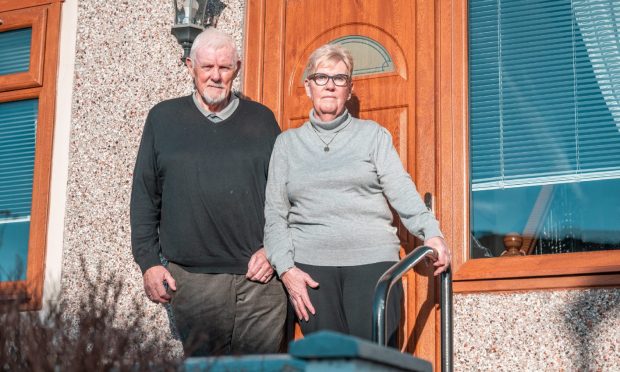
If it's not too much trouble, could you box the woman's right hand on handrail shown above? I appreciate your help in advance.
[424,236,452,276]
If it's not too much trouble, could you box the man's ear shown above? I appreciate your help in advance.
[233,60,242,79]
[186,58,196,78]
[304,80,312,98]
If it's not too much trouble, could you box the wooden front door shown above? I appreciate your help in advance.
[244,0,444,367]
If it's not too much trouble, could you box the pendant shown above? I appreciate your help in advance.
[324,146,330,152]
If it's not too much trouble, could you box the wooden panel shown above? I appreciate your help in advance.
[0,86,41,101]
[436,0,468,272]
[454,251,620,281]
[0,6,47,92]
[0,0,62,12]
[435,0,468,272]
[260,0,285,119]
[454,273,620,293]
[24,0,61,310]
[243,0,287,118]
[241,0,265,101]
[410,0,438,361]
[434,0,469,364]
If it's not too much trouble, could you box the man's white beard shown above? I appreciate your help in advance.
[200,87,228,106]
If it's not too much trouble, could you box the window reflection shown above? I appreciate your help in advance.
[0,220,29,281]
[471,179,620,258]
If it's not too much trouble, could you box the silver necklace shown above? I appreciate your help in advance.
[309,119,352,152]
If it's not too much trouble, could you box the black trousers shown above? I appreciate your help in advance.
[168,262,287,357]
[296,261,402,347]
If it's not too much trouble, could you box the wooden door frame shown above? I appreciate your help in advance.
[243,0,620,366]
[242,0,459,368]
[243,0,286,120]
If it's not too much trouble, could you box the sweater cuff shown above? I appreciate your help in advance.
[273,257,295,278]
[422,225,444,241]
[136,254,163,275]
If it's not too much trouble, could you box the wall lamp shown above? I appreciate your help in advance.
[172,0,218,62]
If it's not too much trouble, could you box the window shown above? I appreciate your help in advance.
[0,99,38,281]
[331,36,395,76]
[469,0,620,259]
[0,28,32,75]
[0,0,62,309]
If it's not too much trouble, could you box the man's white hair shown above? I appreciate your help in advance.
[189,28,240,65]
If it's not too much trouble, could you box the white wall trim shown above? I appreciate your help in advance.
[42,0,78,306]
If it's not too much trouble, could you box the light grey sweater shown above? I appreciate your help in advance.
[264,109,443,276]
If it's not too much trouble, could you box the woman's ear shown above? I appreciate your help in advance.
[304,80,312,98]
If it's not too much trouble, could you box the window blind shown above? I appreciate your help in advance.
[0,28,31,75]
[469,0,620,191]
[0,99,38,223]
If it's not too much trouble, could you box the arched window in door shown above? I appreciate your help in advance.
[330,35,395,76]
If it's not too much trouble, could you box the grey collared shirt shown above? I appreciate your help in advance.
[192,92,239,123]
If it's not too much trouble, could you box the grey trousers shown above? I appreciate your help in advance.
[168,262,287,357]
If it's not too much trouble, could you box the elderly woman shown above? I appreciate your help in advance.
[264,44,450,342]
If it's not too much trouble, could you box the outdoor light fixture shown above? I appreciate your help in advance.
[171,0,217,62]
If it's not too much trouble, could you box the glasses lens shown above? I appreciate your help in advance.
[311,74,329,85]
[333,75,349,87]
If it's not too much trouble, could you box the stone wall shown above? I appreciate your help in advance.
[454,289,619,371]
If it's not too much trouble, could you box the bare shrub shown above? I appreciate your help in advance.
[0,258,181,371]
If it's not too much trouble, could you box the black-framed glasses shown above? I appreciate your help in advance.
[307,73,351,87]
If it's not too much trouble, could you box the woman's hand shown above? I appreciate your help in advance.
[281,267,319,321]
[424,236,452,276]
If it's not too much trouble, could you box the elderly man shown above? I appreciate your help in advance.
[130,28,285,356]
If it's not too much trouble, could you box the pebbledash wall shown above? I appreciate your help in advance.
[48,0,620,369]
[52,0,247,357]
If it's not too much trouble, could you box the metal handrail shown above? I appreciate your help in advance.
[371,245,453,372]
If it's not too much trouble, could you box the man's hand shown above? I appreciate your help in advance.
[143,265,177,303]
[424,236,452,276]
[246,248,274,283]
[281,267,319,322]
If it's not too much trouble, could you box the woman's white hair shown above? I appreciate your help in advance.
[189,28,240,65]
[304,44,354,78]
